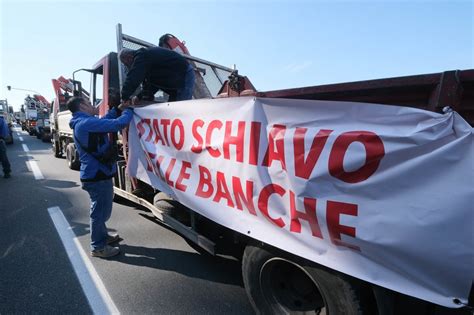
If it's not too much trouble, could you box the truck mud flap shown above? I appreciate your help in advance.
[113,187,215,255]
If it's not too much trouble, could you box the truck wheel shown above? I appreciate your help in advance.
[242,244,371,315]
[66,143,80,170]
[36,131,41,139]
[153,192,190,225]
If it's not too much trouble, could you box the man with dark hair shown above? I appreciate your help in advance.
[119,46,195,105]
[67,96,133,258]
[0,115,11,178]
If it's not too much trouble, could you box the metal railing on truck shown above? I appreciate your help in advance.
[116,23,235,100]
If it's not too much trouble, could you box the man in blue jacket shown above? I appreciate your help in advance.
[0,116,11,178]
[67,96,133,258]
[119,46,195,105]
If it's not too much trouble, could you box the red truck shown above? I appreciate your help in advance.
[64,24,473,314]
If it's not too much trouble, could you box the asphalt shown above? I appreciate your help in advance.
[0,125,254,314]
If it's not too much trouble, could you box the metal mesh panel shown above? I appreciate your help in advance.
[122,39,152,51]
[117,26,234,99]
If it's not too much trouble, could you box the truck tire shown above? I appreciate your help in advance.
[242,244,371,315]
[66,143,80,170]
[153,192,190,225]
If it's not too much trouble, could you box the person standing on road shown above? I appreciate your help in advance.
[67,96,133,258]
[118,46,195,106]
[0,116,11,178]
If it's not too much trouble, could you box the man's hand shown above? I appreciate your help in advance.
[118,99,132,110]
[131,96,140,105]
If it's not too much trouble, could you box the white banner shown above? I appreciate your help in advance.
[127,97,473,308]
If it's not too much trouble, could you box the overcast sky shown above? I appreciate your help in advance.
[1,0,472,111]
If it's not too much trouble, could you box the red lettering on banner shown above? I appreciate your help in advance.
[159,119,170,146]
[223,121,245,163]
[137,119,146,139]
[206,120,223,158]
[329,131,385,184]
[191,119,205,153]
[175,161,191,192]
[165,158,176,186]
[249,121,261,166]
[326,200,359,251]
[262,125,287,171]
[152,119,165,145]
[171,119,185,150]
[195,165,214,198]
[294,128,333,179]
[289,190,323,238]
[258,183,286,228]
[155,155,165,180]
[145,151,156,172]
[143,119,153,142]
[184,166,361,250]
[213,171,235,207]
[232,176,257,215]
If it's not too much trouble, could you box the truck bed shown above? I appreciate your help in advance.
[257,69,474,126]
[57,111,73,135]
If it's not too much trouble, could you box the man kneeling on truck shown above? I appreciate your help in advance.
[119,46,195,105]
[67,96,133,258]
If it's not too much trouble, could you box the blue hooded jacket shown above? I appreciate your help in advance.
[0,116,9,139]
[69,107,134,181]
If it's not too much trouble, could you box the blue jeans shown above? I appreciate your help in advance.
[0,139,11,175]
[82,179,114,251]
[176,64,195,101]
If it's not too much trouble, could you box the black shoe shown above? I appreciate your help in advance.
[4,173,10,178]
[91,245,120,258]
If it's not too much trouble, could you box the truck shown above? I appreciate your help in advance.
[63,24,473,314]
[0,99,14,144]
[35,102,51,142]
[50,76,89,169]
[21,94,48,136]
[13,111,21,124]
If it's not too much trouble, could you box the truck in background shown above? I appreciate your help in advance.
[21,94,50,137]
[50,76,88,169]
[64,24,473,315]
[13,111,21,124]
[35,105,51,142]
[0,99,13,144]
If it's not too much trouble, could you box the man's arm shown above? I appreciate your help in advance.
[83,108,134,133]
[121,50,147,101]
[102,107,119,120]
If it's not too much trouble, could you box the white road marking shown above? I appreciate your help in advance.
[22,141,45,180]
[26,160,44,180]
[19,137,24,141]
[47,206,120,315]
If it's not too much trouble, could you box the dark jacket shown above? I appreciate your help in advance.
[69,108,133,181]
[121,47,189,101]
